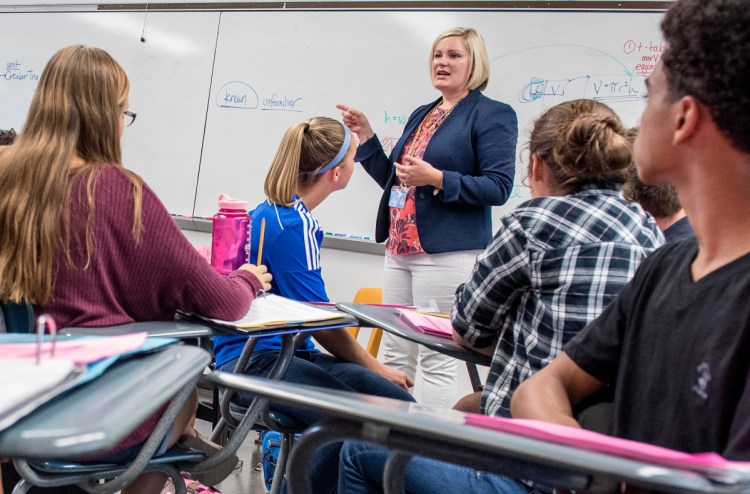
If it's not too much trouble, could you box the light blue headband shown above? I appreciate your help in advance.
[310,122,351,175]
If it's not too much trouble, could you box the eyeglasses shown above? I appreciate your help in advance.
[123,110,137,127]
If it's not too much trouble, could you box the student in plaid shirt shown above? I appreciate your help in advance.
[514,0,750,476]
[452,100,664,418]
[338,99,662,494]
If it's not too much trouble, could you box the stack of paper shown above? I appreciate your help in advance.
[397,309,454,338]
[198,294,350,330]
[0,332,153,432]
[0,359,84,431]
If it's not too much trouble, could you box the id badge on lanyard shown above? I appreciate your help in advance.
[388,185,407,209]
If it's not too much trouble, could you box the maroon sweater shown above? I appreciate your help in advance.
[41,165,261,327]
[40,165,262,454]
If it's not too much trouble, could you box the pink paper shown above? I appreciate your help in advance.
[398,310,453,338]
[0,332,148,365]
[465,414,750,473]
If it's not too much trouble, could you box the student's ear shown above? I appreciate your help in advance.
[530,154,546,183]
[673,95,700,145]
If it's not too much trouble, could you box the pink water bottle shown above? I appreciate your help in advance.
[211,194,250,275]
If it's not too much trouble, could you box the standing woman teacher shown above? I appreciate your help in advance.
[338,27,518,407]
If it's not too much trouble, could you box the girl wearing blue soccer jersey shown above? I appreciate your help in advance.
[212,117,414,493]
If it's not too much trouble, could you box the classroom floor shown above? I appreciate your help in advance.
[195,418,267,494]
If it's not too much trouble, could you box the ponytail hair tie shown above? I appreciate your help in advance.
[303,122,310,134]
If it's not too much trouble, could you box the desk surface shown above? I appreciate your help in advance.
[0,345,210,459]
[62,320,215,339]
[62,316,357,340]
[336,302,490,367]
[205,373,747,494]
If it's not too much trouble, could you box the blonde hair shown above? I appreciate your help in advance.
[430,27,490,92]
[529,99,631,193]
[0,45,143,304]
[264,117,348,206]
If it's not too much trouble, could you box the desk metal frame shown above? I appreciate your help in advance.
[337,302,491,391]
[204,373,750,494]
[0,345,211,494]
[195,314,358,494]
[61,315,358,492]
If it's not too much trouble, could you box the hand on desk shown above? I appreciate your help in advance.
[240,263,272,293]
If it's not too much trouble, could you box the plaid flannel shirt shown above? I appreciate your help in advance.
[452,187,663,417]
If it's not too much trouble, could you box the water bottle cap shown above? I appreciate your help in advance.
[218,194,248,210]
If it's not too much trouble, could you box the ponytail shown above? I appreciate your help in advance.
[263,117,349,206]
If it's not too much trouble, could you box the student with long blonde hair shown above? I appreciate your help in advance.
[0,45,270,493]
[213,117,414,493]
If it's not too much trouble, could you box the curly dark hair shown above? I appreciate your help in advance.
[661,0,750,154]
[0,128,16,145]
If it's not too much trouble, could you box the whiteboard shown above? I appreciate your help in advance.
[0,9,666,239]
[196,10,665,238]
[0,11,220,216]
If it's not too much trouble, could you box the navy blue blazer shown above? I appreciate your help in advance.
[356,89,518,253]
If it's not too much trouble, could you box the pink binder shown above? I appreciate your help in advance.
[397,309,453,338]
[465,414,750,474]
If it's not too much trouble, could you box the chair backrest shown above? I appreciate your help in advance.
[345,287,383,358]
[0,300,35,333]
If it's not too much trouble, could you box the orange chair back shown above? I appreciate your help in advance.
[346,287,383,358]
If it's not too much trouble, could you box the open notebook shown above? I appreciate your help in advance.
[190,294,353,331]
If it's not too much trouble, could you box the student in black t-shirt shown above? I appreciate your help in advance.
[512,0,750,467]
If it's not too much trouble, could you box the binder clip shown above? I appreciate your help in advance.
[35,314,58,365]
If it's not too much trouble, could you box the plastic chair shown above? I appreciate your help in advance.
[0,302,209,494]
[345,287,383,358]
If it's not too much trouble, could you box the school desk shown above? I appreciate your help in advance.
[61,314,359,474]
[62,320,215,339]
[62,314,357,340]
[176,311,359,483]
[204,372,750,494]
[336,302,490,391]
[0,345,210,459]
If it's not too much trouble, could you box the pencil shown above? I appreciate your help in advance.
[418,311,451,319]
[257,218,266,266]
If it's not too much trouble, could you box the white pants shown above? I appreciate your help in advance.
[382,250,481,408]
